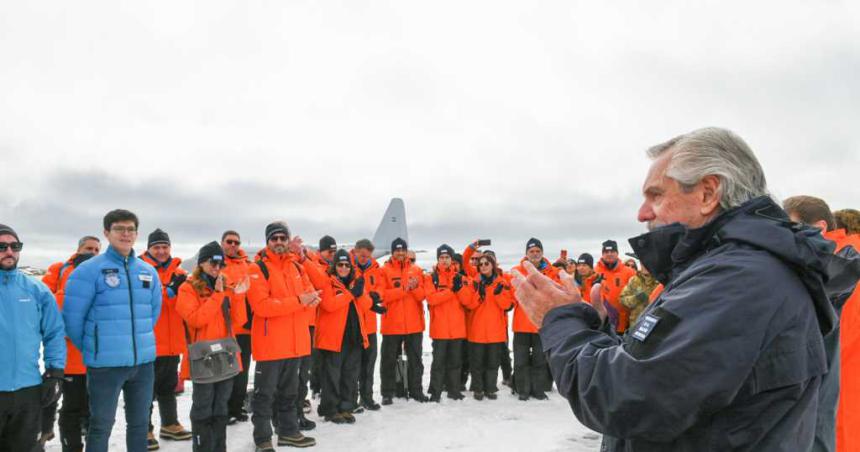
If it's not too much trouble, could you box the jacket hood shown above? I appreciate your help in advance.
[630,196,857,335]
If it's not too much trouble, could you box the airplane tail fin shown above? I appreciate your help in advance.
[372,198,408,258]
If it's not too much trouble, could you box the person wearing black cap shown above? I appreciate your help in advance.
[291,235,340,428]
[424,244,469,402]
[247,221,319,450]
[378,237,429,405]
[511,238,560,400]
[139,228,192,448]
[0,224,66,451]
[314,250,371,423]
[176,241,249,452]
[594,240,636,334]
[575,253,600,302]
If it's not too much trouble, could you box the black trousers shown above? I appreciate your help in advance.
[318,341,362,417]
[380,333,424,398]
[58,375,88,451]
[460,341,470,388]
[469,342,502,393]
[40,396,58,436]
[501,339,513,381]
[513,333,548,397]
[149,355,180,430]
[0,385,41,452]
[296,327,313,414]
[227,334,252,417]
[309,327,322,395]
[429,339,463,396]
[358,333,378,402]
[190,379,233,452]
[252,359,300,444]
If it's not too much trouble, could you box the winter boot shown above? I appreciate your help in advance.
[381,396,393,406]
[160,423,193,441]
[486,392,498,400]
[255,441,276,452]
[362,398,381,411]
[340,412,356,424]
[278,433,316,447]
[473,391,484,401]
[147,431,160,450]
[297,413,317,431]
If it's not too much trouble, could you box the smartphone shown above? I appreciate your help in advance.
[561,249,568,260]
[477,239,491,247]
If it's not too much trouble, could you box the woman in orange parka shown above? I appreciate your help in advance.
[462,252,514,401]
[175,242,248,452]
[315,249,371,424]
[424,244,470,402]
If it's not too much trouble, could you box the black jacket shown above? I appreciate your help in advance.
[539,197,860,451]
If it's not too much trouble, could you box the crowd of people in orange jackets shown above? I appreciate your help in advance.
[30,203,860,452]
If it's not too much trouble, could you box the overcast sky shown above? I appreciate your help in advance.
[2,1,858,268]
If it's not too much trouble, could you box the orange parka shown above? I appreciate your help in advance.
[379,258,426,336]
[247,249,315,361]
[175,276,248,379]
[301,250,334,328]
[140,253,188,357]
[222,249,253,335]
[315,273,372,352]
[424,264,469,340]
[577,272,599,302]
[351,252,384,335]
[43,255,87,375]
[512,258,560,333]
[594,259,637,333]
[462,274,514,343]
[826,229,860,452]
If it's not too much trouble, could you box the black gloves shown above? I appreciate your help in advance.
[493,283,504,296]
[635,291,650,304]
[351,277,365,298]
[432,273,440,289]
[41,368,64,407]
[452,274,463,293]
[167,273,188,295]
[594,274,605,285]
[369,291,387,314]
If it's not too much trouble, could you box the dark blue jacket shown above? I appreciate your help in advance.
[0,269,66,391]
[63,246,162,368]
[540,197,860,451]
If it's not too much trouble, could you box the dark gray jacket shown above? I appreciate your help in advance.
[540,197,860,451]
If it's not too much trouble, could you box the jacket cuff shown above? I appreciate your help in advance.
[539,303,603,353]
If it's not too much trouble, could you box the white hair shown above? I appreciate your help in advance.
[647,127,769,210]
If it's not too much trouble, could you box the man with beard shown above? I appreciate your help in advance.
[0,224,65,451]
[247,222,319,451]
[514,127,860,451]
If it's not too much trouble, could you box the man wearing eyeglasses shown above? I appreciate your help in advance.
[63,209,163,452]
[247,221,319,451]
[0,224,66,451]
[139,228,192,448]
[221,230,255,425]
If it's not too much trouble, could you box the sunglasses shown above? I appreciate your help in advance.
[478,261,492,267]
[336,262,352,268]
[269,235,289,243]
[208,258,226,268]
[224,239,240,246]
[0,242,23,252]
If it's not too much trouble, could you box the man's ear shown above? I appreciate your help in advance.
[699,175,722,217]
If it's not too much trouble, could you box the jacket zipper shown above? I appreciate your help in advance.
[264,318,268,336]
[94,324,99,359]
[125,257,138,365]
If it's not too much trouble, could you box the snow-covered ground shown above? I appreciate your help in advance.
[43,335,602,452]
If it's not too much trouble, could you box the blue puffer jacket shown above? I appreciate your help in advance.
[63,246,162,368]
[0,269,65,391]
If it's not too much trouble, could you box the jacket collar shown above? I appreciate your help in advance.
[106,245,135,264]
